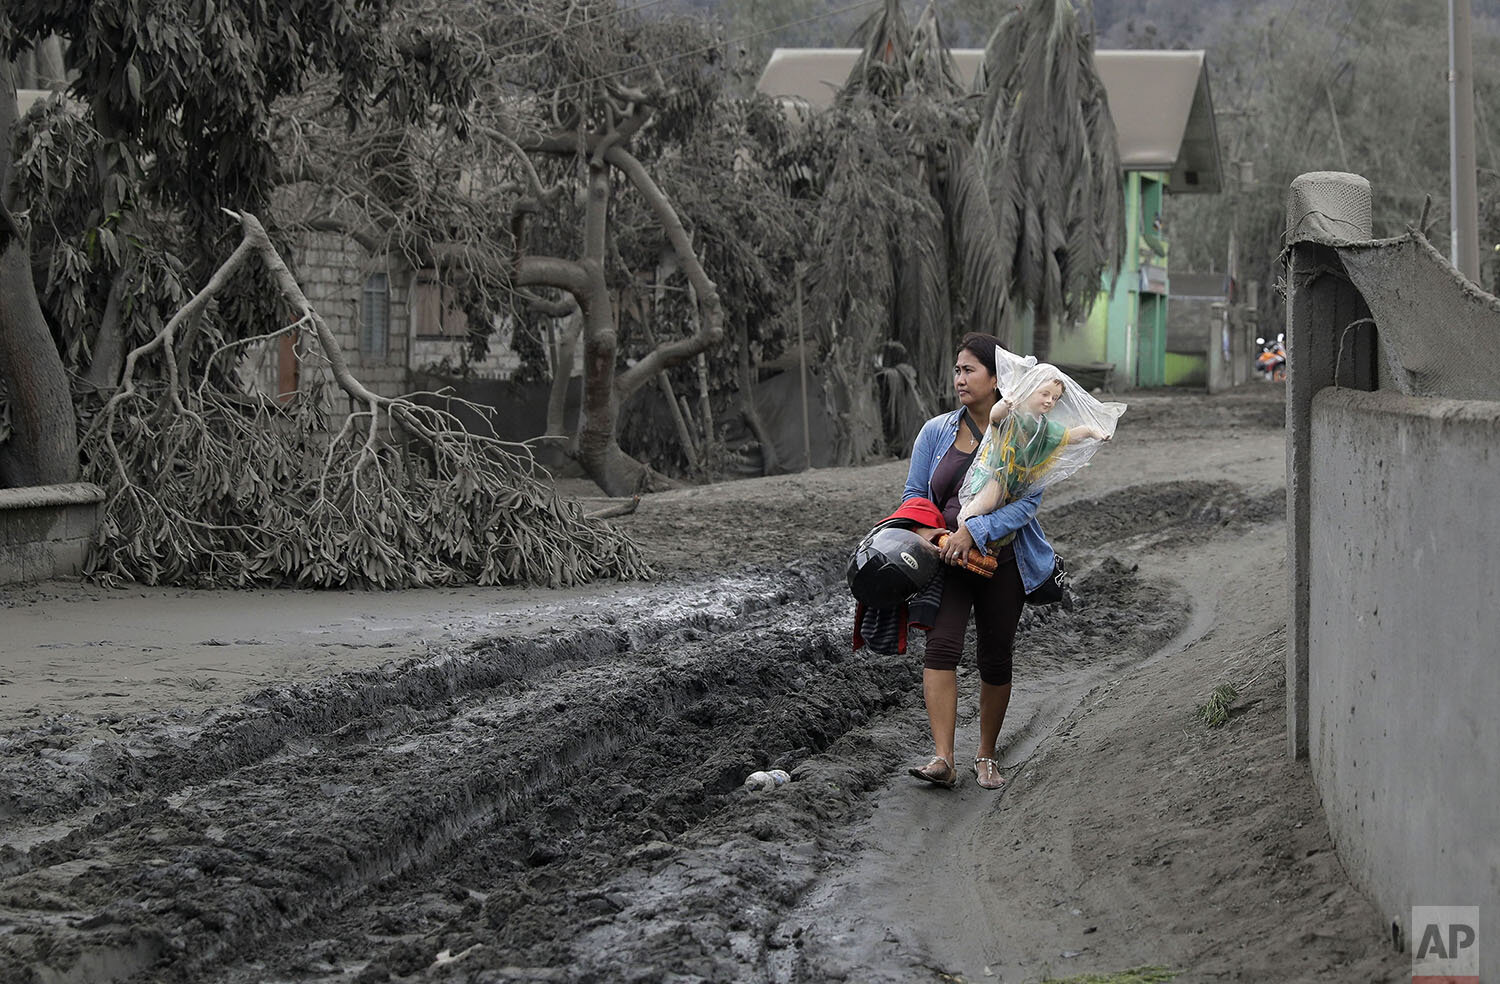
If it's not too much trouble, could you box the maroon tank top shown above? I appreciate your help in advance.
[930,443,976,531]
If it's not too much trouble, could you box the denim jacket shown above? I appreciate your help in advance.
[902,409,1057,594]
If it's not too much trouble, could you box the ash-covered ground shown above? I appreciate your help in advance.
[0,387,1405,983]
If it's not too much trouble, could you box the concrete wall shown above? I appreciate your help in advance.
[1306,388,1500,958]
[0,484,104,584]
[1161,302,1254,392]
[1167,292,1218,353]
[1162,351,1206,387]
[1286,172,1500,965]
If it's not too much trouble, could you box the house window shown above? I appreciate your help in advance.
[361,272,390,358]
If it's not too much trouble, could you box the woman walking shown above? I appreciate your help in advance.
[901,333,1059,790]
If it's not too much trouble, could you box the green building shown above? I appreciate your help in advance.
[758,48,1224,389]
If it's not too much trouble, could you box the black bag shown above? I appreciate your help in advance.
[1025,554,1070,607]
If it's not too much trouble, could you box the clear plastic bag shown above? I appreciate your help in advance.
[959,362,1126,521]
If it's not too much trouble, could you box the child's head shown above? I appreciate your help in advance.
[1001,363,1070,418]
[1022,379,1065,415]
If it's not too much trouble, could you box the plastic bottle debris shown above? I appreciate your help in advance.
[745,771,775,791]
[745,769,791,792]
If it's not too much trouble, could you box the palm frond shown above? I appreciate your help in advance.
[843,0,913,105]
[896,194,953,393]
[942,141,1010,341]
[908,1,964,99]
[973,0,1122,357]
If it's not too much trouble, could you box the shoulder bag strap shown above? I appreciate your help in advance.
[960,408,985,446]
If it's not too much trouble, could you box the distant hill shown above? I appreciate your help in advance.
[653,0,1500,53]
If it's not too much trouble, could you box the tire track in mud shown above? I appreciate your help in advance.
[0,481,1277,984]
[443,555,1190,984]
[0,558,892,984]
[0,565,834,866]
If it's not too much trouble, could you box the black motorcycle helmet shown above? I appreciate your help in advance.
[847,527,940,607]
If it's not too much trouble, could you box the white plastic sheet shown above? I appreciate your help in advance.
[958,362,1126,523]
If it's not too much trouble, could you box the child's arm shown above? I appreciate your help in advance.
[989,398,1014,426]
[957,474,1005,522]
[964,486,1045,553]
[1065,424,1111,442]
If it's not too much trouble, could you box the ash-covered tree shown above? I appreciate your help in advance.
[471,3,736,495]
[607,91,814,479]
[974,0,1123,363]
[0,0,665,586]
[804,0,1120,462]
[806,0,1008,462]
[0,61,76,487]
[289,0,783,495]
[1168,0,1500,326]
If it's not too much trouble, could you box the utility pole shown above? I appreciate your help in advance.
[1450,0,1481,281]
[795,264,811,471]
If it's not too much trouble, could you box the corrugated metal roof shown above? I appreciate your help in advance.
[757,48,1222,194]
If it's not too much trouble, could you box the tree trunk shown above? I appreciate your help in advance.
[518,125,724,496]
[572,165,666,496]
[661,371,700,471]
[640,287,699,472]
[735,314,779,475]
[84,271,128,391]
[0,65,77,486]
[544,310,581,438]
[1031,314,1051,364]
[0,204,79,486]
[1,60,16,198]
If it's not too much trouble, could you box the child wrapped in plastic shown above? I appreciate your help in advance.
[957,363,1126,526]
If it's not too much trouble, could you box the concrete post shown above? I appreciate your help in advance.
[1208,302,1229,394]
[1450,0,1481,280]
[1283,172,1376,760]
[1243,280,1260,389]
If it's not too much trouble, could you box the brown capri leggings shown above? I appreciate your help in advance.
[923,558,1026,686]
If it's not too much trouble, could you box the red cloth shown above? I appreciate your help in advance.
[878,497,944,531]
[851,600,908,653]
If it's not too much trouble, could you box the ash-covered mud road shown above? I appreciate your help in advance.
[1,390,1400,983]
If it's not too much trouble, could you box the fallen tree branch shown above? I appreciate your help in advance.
[79,208,653,590]
[584,495,641,520]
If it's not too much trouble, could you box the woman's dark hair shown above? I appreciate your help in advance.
[957,332,1004,379]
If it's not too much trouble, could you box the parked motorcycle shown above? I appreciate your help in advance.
[1256,336,1286,382]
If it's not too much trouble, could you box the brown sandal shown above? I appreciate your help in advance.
[974,756,1005,790]
[908,755,957,788]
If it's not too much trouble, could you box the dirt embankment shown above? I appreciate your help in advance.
[0,388,1403,983]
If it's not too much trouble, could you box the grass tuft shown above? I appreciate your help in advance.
[1041,968,1179,984]
[1197,682,1239,728]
